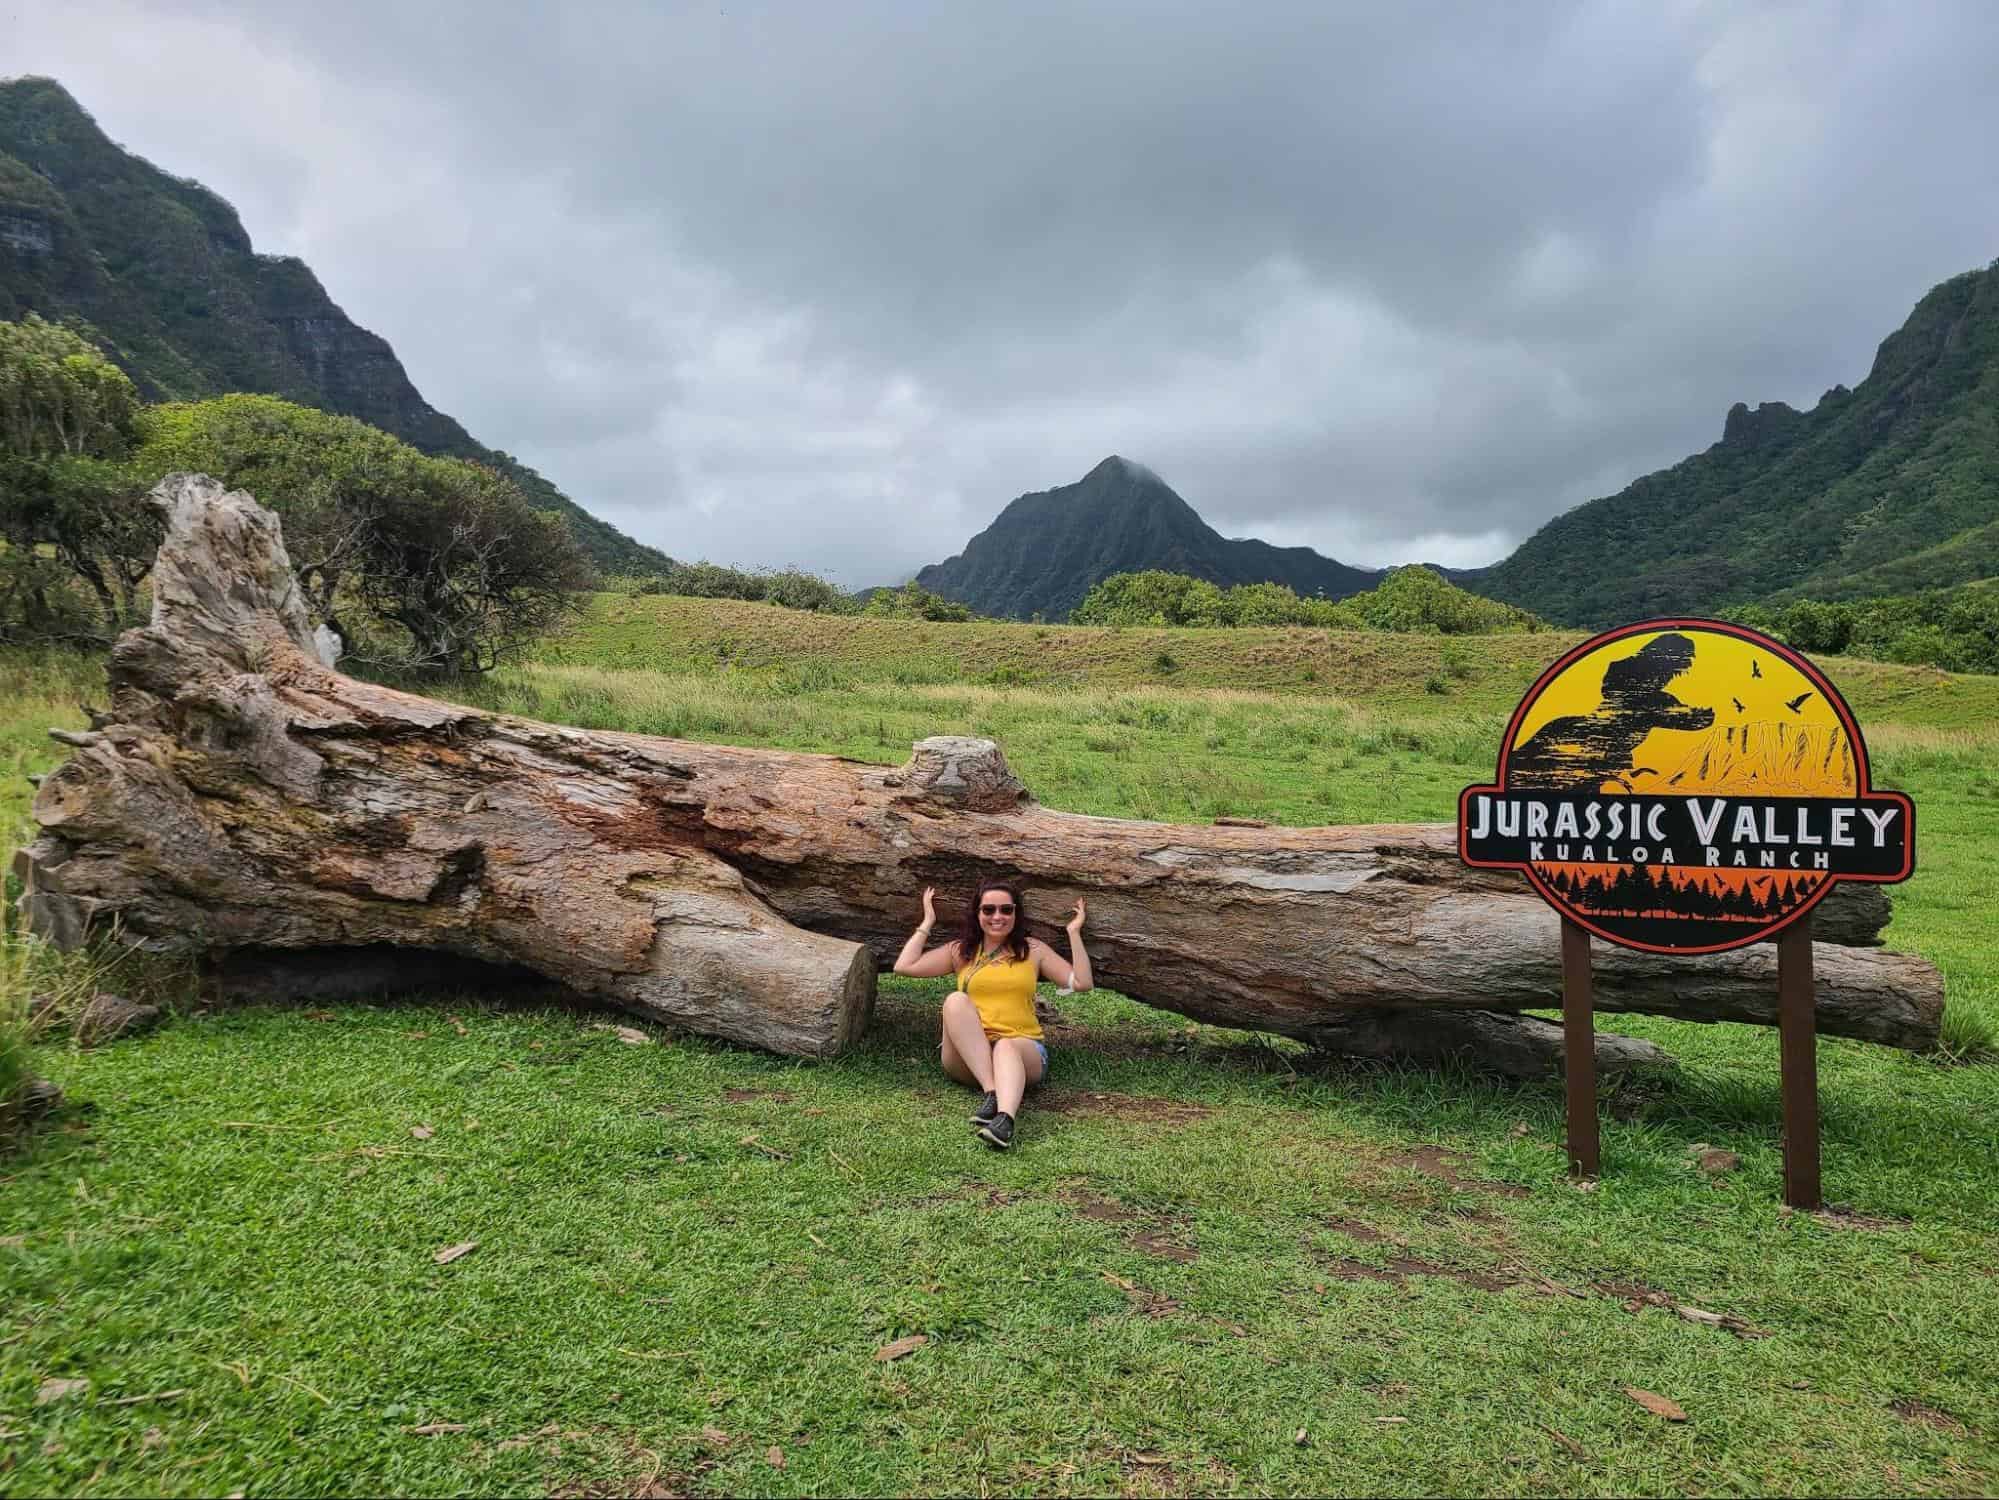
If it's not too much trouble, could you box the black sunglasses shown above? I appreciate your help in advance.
[979,903,1015,915]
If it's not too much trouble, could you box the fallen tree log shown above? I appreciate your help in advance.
[14,475,1944,1066]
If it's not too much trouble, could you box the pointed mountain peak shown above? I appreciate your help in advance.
[915,456,1378,619]
[1084,454,1165,485]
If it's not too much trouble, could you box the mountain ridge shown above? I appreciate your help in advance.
[0,75,670,575]
[913,456,1390,620]
[1479,258,1999,624]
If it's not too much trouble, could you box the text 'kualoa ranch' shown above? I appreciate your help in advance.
[1462,791,1911,875]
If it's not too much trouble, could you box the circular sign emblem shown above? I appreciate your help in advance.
[1459,619,1913,953]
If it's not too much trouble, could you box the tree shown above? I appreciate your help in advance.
[0,316,157,642]
[1073,570,1229,626]
[347,458,593,675]
[132,394,594,675]
[0,314,141,459]
[1777,598,1856,654]
[1346,566,1542,634]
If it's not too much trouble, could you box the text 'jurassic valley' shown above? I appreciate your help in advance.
[1459,790,1912,877]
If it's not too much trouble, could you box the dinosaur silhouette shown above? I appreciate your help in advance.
[1510,634,1714,790]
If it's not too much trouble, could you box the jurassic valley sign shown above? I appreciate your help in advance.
[1460,619,1914,955]
[1459,618,1918,1206]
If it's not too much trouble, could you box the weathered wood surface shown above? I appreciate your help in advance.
[14,475,1944,1061]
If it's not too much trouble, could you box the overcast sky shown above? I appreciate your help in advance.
[12,2,1998,585]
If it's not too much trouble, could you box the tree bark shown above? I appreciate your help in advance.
[14,474,1944,1062]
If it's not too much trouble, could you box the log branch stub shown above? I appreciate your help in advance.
[872,735,1030,811]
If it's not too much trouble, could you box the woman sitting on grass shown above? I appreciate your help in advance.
[892,880,1091,1149]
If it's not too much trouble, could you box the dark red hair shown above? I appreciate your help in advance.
[954,878,1030,963]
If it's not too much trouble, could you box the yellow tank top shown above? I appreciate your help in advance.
[957,945,1043,1041]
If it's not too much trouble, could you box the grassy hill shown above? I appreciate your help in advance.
[1481,259,1999,624]
[548,591,1999,729]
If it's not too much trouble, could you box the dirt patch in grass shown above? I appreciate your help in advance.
[1596,1280,1773,1338]
[1038,1090,1214,1126]
[913,1179,1021,1210]
[1320,1254,1516,1293]
[1890,1398,1969,1435]
[1058,1185,1199,1261]
[1113,1449,1239,1498]
[539,1426,685,1499]
[1127,1283,1183,1318]
[1596,1278,1680,1309]
[1805,1204,1911,1231]
[1059,1186,1146,1223]
[1323,1215,1395,1244]
[722,1088,792,1103]
[1017,1448,1236,1497]
[1099,1269,1182,1318]
[1377,1144,1530,1199]
[1129,1228,1199,1263]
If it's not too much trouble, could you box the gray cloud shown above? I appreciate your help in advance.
[13,1,1998,583]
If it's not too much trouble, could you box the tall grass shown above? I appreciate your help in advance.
[0,969,27,1146]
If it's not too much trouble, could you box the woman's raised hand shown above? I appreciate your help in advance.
[921,886,937,928]
[1067,897,1087,933]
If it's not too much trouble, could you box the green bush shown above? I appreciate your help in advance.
[631,558,858,614]
[861,581,973,621]
[1345,566,1544,635]
[1728,585,1999,675]
[1072,566,1541,633]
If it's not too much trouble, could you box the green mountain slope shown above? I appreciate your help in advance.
[914,455,1384,621]
[0,75,669,574]
[1479,259,1999,625]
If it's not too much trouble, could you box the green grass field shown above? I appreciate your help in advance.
[3,607,1997,1497]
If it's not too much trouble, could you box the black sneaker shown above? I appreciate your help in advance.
[976,1111,1015,1150]
[969,1090,999,1128]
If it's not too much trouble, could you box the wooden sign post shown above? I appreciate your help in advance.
[1462,620,1913,1203]
[1560,916,1598,1179]
[1777,919,1819,1210]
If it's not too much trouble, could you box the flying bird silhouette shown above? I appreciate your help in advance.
[1732,696,1745,713]
[1785,691,1814,714]
[1751,659,1763,678]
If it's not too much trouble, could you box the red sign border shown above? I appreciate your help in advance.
[1459,617,1915,955]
